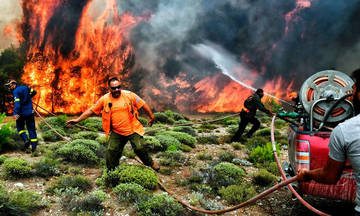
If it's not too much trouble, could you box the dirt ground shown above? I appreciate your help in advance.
[0,115,357,216]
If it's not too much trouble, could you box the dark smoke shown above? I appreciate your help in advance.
[19,0,360,112]
[123,0,360,111]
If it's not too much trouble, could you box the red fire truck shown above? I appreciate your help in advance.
[283,70,356,201]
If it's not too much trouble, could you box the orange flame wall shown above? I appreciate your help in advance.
[21,0,146,114]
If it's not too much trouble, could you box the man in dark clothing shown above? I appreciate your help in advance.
[231,89,272,142]
[5,79,38,152]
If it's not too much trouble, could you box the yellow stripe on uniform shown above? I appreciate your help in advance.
[30,139,38,142]
[30,88,34,93]
[18,130,26,135]
[14,98,20,102]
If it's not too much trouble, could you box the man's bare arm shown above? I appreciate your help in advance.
[66,109,94,126]
[141,103,155,126]
[298,156,345,184]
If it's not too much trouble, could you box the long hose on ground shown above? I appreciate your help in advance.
[270,114,331,216]
[33,107,316,215]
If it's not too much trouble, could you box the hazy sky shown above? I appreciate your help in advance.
[0,0,21,51]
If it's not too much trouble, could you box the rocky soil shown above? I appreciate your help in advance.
[0,115,356,216]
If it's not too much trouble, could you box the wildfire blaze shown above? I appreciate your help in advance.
[9,0,332,114]
[193,73,293,113]
[21,0,144,114]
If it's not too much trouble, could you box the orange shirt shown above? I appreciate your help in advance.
[91,90,145,136]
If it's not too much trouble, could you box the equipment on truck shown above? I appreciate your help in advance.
[283,70,356,202]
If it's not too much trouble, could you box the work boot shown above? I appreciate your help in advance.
[151,161,160,172]
[22,140,30,151]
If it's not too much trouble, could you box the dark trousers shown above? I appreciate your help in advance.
[16,113,38,151]
[106,132,153,170]
[231,111,260,141]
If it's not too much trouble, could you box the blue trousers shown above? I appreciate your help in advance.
[16,114,38,151]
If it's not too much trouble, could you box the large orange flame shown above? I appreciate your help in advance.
[193,73,294,113]
[21,0,146,114]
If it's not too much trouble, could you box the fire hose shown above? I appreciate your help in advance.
[270,114,331,216]
[32,107,312,215]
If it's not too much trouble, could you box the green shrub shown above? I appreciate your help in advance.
[198,123,218,130]
[0,113,16,152]
[137,193,184,216]
[275,119,287,128]
[62,189,107,214]
[144,136,163,152]
[47,175,92,194]
[57,188,107,215]
[197,136,219,144]
[139,117,149,126]
[219,184,257,205]
[254,128,281,139]
[38,116,67,131]
[3,158,32,179]
[179,144,192,152]
[0,185,24,215]
[210,162,245,189]
[56,139,100,164]
[218,135,232,144]
[0,186,47,215]
[155,134,181,150]
[218,151,236,162]
[172,126,196,136]
[174,119,192,125]
[0,155,9,164]
[157,131,197,148]
[96,164,158,190]
[9,189,47,212]
[113,183,150,203]
[249,142,280,164]
[42,128,66,142]
[70,131,99,140]
[277,138,288,146]
[192,184,213,195]
[34,157,59,178]
[158,151,186,167]
[197,152,213,161]
[252,169,277,186]
[166,143,181,152]
[226,124,238,134]
[95,135,107,146]
[222,118,238,126]
[231,142,244,150]
[245,136,268,150]
[123,147,136,158]
[154,112,175,125]
[79,117,103,131]
[262,161,280,176]
[159,168,172,175]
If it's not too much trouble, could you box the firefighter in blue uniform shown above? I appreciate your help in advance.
[5,79,38,152]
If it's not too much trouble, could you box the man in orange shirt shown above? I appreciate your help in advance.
[66,77,159,171]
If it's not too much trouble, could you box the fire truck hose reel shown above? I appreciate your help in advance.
[299,70,354,126]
